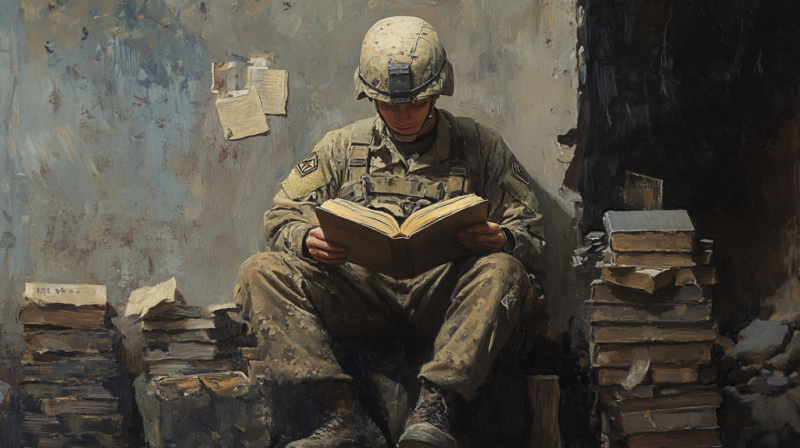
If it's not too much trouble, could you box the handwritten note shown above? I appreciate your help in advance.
[247,67,288,115]
[215,89,269,140]
[24,282,107,306]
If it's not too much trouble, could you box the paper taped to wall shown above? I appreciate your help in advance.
[215,89,269,140]
[211,61,241,96]
[247,67,288,115]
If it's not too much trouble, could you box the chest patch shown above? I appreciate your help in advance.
[296,153,319,176]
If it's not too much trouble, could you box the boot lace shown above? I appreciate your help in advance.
[406,389,450,431]
[308,413,346,440]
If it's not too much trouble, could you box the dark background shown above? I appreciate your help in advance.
[579,0,800,334]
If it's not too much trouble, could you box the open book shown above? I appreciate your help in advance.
[315,194,488,279]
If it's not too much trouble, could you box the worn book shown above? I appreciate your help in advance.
[591,343,712,368]
[604,210,694,252]
[143,329,215,343]
[22,350,117,364]
[21,357,119,382]
[599,384,716,401]
[694,266,717,285]
[21,381,114,401]
[39,396,119,415]
[24,282,107,306]
[592,323,717,343]
[141,317,218,331]
[597,366,716,386]
[21,413,123,436]
[600,267,676,293]
[18,304,108,330]
[606,251,695,268]
[586,302,712,323]
[24,330,115,354]
[316,194,488,279]
[146,359,235,377]
[604,393,720,435]
[144,342,217,361]
[627,429,721,448]
[590,280,704,305]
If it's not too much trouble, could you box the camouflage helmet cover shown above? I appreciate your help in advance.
[354,16,454,103]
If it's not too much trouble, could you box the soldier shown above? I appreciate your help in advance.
[236,16,545,448]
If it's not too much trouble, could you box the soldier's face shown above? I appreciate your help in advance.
[376,97,434,136]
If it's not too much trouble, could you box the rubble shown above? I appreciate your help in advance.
[733,319,790,364]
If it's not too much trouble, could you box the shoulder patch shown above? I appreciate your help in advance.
[296,153,319,176]
[282,153,328,200]
[501,170,539,212]
[511,159,529,185]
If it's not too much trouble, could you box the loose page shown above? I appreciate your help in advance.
[248,67,288,115]
[124,277,183,319]
[215,89,269,140]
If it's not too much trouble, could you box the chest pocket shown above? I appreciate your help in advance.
[337,116,483,218]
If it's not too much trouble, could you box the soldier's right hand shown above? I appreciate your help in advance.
[306,227,348,265]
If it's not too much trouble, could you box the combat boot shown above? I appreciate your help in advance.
[397,382,457,448]
[286,408,389,448]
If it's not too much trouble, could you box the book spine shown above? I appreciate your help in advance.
[391,238,414,279]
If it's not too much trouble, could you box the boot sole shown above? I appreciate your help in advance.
[398,422,457,448]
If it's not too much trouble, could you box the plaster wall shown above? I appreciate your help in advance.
[0,0,579,363]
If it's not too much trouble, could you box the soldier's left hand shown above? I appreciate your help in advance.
[456,222,505,253]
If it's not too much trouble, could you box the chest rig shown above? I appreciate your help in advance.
[338,116,483,219]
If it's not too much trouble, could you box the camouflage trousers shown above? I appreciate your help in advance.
[235,251,529,400]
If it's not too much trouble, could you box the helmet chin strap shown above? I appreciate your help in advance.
[375,99,437,143]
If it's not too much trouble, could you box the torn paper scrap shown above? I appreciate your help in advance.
[621,347,650,390]
[211,61,241,96]
[247,67,288,115]
[215,89,269,140]
[249,53,270,68]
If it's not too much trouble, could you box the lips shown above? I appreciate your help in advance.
[394,126,417,133]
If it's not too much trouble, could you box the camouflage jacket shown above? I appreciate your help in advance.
[263,109,545,274]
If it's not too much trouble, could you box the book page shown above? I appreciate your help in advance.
[400,194,485,235]
[24,282,107,306]
[215,89,269,140]
[318,199,400,235]
[124,277,183,319]
[248,67,288,115]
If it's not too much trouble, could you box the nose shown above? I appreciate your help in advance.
[396,104,412,123]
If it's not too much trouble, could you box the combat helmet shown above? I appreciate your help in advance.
[355,16,454,104]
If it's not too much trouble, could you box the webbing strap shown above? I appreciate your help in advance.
[347,118,374,182]
[453,116,483,198]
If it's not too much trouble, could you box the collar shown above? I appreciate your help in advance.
[371,109,453,173]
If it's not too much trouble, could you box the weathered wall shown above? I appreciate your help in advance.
[0,0,580,425]
[580,0,800,335]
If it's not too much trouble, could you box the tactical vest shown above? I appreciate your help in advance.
[337,116,484,219]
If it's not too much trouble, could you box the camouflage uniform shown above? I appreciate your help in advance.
[236,109,545,401]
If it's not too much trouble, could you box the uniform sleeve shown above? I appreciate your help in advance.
[478,125,546,274]
[263,129,349,258]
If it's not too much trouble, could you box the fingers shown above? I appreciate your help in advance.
[457,232,505,253]
[307,228,346,252]
[456,222,503,237]
[306,227,348,265]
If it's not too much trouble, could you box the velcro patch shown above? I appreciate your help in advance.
[501,171,539,212]
[511,159,529,185]
[296,153,319,176]
[282,153,328,200]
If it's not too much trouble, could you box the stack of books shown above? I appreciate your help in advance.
[125,278,252,379]
[586,210,722,448]
[17,282,123,447]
